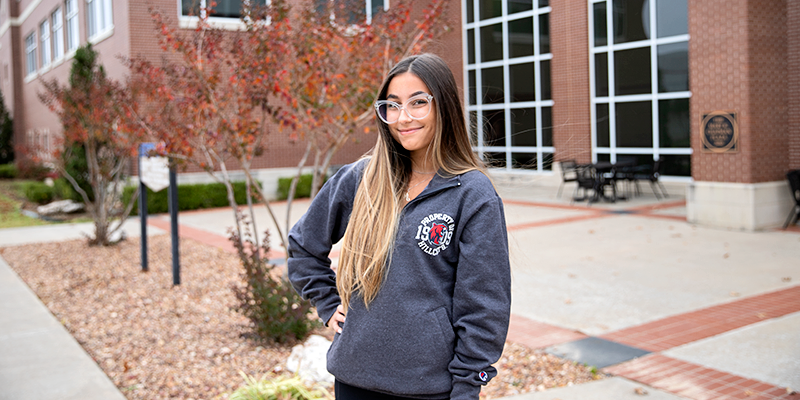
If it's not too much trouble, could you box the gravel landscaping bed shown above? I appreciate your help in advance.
[2,235,603,399]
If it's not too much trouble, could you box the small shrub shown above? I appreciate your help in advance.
[0,90,13,164]
[23,182,55,204]
[53,178,78,201]
[16,158,51,181]
[277,174,326,201]
[123,181,256,215]
[0,163,17,179]
[229,373,332,400]
[230,223,317,344]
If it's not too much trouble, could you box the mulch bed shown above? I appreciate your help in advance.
[1,235,603,399]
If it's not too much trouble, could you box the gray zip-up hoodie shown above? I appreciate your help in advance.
[288,159,511,400]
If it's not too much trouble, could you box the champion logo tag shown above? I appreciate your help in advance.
[479,371,488,382]
[415,213,455,257]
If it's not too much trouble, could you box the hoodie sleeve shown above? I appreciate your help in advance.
[449,193,511,400]
[287,161,363,326]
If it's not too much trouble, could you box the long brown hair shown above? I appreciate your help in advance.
[337,53,486,310]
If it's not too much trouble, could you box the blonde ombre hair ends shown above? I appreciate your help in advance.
[337,54,485,311]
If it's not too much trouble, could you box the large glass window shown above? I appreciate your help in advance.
[183,0,265,19]
[87,0,113,40]
[590,0,691,177]
[25,32,37,76]
[310,0,388,24]
[66,0,79,52]
[52,8,64,62]
[40,20,51,69]
[466,0,553,172]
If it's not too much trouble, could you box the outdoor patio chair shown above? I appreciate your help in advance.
[557,160,579,199]
[614,156,639,199]
[632,159,668,200]
[783,169,800,229]
[572,164,599,203]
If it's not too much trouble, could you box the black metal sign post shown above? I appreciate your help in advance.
[139,171,148,272]
[139,142,176,283]
[168,167,180,285]
[138,144,151,272]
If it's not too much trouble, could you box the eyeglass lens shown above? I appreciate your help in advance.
[377,95,432,124]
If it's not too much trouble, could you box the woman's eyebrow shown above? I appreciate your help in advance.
[386,91,428,101]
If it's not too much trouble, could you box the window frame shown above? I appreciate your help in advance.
[40,19,51,70]
[313,0,388,26]
[178,0,270,30]
[66,0,80,52]
[588,0,692,179]
[86,0,113,42]
[52,7,65,62]
[25,31,38,77]
[464,0,554,172]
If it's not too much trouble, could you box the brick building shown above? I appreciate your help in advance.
[1,0,797,230]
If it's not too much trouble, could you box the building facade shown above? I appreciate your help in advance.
[461,0,797,230]
[1,0,798,230]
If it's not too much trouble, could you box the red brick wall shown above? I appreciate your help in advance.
[745,0,787,182]
[690,0,788,183]
[789,0,800,171]
[550,0,591,164]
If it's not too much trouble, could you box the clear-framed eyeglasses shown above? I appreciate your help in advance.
[374,94,434,124]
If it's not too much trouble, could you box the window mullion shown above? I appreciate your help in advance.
[533,8,542,171]
[650,0,659,162]
[474,0,483,154]
[605,0,615,162]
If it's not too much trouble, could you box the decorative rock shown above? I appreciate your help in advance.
[286,334,334,385]
[36,199,84,215]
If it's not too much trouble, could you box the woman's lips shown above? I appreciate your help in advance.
[398,127,422,135]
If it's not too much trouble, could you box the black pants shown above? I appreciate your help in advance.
[334,380,446,400]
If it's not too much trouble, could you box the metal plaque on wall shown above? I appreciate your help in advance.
[701,111,738,153]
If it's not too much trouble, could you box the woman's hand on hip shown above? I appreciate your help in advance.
[327,304,346,334]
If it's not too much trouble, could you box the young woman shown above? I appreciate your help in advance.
[288,53,511,400]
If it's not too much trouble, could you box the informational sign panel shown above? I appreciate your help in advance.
[139,143,170,192]
[701,111,739,153]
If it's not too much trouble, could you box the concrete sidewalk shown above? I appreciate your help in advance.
[0,178,798,400]
[0,257,128,400]
[0,220,163,400]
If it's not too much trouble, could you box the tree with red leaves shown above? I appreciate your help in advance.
[263,0,448,246]
[127,2,295,254]
[128,0,447,255]
[39,44,144,246]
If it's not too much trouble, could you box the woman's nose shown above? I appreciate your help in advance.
[397,106,413,123]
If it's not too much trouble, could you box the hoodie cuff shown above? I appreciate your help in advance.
[450,382,481,400]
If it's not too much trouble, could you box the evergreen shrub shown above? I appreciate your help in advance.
[0,163,17,179]
[123,181,255,215]
[23,182,55,204]
[276,174,326,200]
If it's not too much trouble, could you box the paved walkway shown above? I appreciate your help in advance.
[1,178,799,399]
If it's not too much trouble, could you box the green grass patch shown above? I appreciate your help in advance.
[0,190,47,228]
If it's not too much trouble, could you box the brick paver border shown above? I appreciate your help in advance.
[601,285,800,352]
[506,314,587,350]
[605,354,797,400]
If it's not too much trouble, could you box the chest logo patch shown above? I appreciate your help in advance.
[415,213,455,256]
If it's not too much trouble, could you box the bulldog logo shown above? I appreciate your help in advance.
[416,213,455,256]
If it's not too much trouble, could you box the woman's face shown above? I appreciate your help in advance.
[385,72,437,161]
